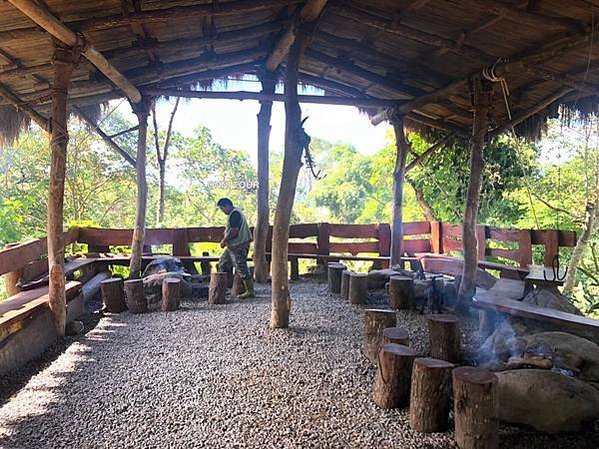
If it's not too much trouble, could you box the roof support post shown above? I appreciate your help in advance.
[388,108,410,267]
[47,42,81,336]
[128,97,153,279]
[270,26,312,329]
[457,76,494,314]
[254,71,277,284]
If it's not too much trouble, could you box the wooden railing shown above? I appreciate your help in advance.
[0,222,577,281]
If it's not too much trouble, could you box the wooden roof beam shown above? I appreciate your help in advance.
[265,0,329,71]
[7,0,142,103]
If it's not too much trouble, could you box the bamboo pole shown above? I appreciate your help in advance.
[47,43,80,336]
[457,77,493,313]
[7,0,142,104]
[254,72,277,283]
[128,97,152,279]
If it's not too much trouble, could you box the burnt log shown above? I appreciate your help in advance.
[328,262,346,293]
[373,343,417,409]
[382,327,410,346]
[409,357,454,432]
[389,275,415,310]
[124,278,147,313]
[349,272,368,305]
[453,367,499,449]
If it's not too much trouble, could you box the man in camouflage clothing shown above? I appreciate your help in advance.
[217,198,254,298]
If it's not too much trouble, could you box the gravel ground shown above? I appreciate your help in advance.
[0,279,597,449]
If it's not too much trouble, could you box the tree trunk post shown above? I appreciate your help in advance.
[457,76,493,313]
[128,96,153,280]
[124,278,147,313]
[389,110,410,267]
[382,327,410,346]
[389,275,415,310]
[254,72,277,283]
[409,357,455,432]
[453,367,499,449]
[209,272,228,304]
[161,277,181,312]
[101,277,127,313]
[373,343,417,409]
[270,27,312,329]
[47,42,81,336]
[340,269,351,301]
[348,272,368,304]
[428,314,462,363]
[327,262,346,293]
[363,309,397,363]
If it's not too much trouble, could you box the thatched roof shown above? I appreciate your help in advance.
[0,0,597,142]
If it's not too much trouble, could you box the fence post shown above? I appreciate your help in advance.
[317,222,331,258]
[377,223,391,269]
[173,228,197,274]
[2,243,22,296]
[430,221,443,254]
[476,225,487,261]
[543,230,559,266]
[518,230,533,268]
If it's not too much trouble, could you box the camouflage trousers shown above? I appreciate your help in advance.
[218,241,251,279]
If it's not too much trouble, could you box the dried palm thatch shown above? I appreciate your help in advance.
[0,105,31,146]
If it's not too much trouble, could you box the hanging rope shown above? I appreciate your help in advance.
[482,57,512,123]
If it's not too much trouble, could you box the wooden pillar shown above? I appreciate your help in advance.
[254,72,276,283]
[372,343,417,409]
[410,357,454,432]
[128,97,153,280]
[348,272,368,304]
[340,269,351,300]
[270,27,311,329]
[388,275,415,310]
[453,367,499,449]
[327,262,346,293]
[209,272,228,304]
[457,76,493,313]
[161,277,180,311]
[363,309,397,363]
[124,279,147,313]
[47,42,81,336]
[382,327,409,346]
[389,110,410,267]
[100,277,127,313]
[428,314,462,363]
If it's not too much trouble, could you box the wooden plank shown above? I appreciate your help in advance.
[517,230,533,268]
[0,281,82,332]
[0,238,47,276]
[187,227,225,243]
[329,242,379,254]
[403,221,431,235]
[377,223,391,257]
[404,239,432,253]
[20,257,98,291]
[558,230,577,247]
[472,296,599,333]
[488,278,526,300]
[289,223,318,238]
[442,223,463,238]
[78,228,133,246]
[443,238,463,253]
[487,248,520,262]
[476,224,487,261]
[172,228,191,256]
[531,229,577,246]
[288,242,318,254]
[329,223,378,238]
[488,227,521,241]
[542,229,559,266]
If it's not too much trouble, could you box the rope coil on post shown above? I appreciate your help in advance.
[482,57,512,123]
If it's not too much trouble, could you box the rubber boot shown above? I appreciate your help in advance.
[237,277,255,299]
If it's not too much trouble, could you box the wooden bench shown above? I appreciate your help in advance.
[472,295,599,333]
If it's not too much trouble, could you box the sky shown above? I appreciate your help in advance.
[115,79,393,165]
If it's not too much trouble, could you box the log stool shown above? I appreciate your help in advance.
[428,314,461,363]
[101,277,127,313]
[453,367,499,449]
[363,309,397,363]
[409,357,454,432]
[209,272,228,304]
[340,270,351,301]
[382,327,409,346]
[388,275,415,310]
[161,277,181,312]
[348,272,368,304]
[232,273,245,297]
[327,262,346,293]
[124,279,147,314]
[373,343,417,409]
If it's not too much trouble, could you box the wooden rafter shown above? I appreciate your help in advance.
[7,0,142,103]
[265,0,328,71]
